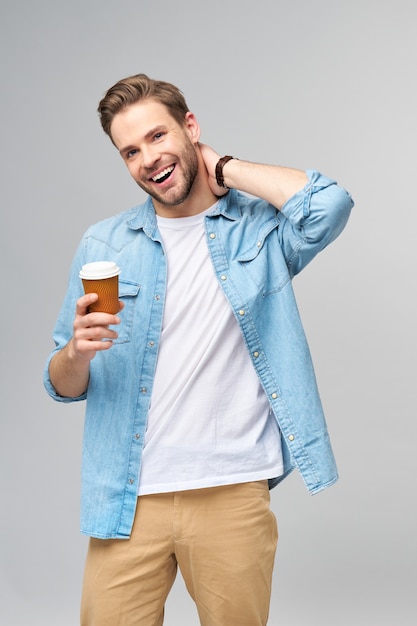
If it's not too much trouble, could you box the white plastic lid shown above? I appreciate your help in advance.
[79,261,120,280]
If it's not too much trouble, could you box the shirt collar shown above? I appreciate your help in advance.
[126,189,241,233]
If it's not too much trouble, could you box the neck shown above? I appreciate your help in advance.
[153,150,217,218]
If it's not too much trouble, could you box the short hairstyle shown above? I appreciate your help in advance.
[97,73,190,141]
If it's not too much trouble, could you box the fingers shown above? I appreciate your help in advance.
[75,292,97,316]
[198,143,229,198]
[72,294,123,360]
[75,316,119,341]
[198,143,220,170]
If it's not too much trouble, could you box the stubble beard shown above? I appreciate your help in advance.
[137,139,199,207]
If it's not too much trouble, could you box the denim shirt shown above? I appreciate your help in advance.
[44,170,353,539]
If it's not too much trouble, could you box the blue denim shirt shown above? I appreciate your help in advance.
[44,170,353,539]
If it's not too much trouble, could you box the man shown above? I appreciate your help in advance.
[44,73,353,625]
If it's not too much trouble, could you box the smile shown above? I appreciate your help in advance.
[151,165,175,183]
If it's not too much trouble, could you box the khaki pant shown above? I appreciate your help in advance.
[81,480,278,626]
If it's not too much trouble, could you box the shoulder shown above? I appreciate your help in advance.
[85,205,140,235]
[82,200,151,247]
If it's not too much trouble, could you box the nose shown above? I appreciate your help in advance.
[141,145,160,170]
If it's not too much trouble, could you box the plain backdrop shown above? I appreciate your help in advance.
[1,1,416,624]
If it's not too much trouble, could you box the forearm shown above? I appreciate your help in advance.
[198,144,308,209]
[49,339,91,398]
[222,158,308,210]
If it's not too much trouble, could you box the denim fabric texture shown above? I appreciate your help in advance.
[44,170,353,539]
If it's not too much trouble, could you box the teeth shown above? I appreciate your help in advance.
[152,166,174,182]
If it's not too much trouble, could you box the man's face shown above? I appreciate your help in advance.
[110,99,200,215]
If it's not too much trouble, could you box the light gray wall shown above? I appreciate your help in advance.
[1,0,415,624]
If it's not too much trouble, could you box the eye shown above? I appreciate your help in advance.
[126,148,138,159]
[153,132,164,141]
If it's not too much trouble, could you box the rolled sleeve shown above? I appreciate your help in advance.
[278,170,354,276]
[43,350,87,403]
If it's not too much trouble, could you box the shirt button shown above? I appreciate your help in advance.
[253,351,259,358]
[271,392,278,399]
[140,387,147,394]
[209,233,216,239]
[134,433,141,440]
[148,341,155,347]
[128,479,134,485]
[288,434,295,441]
[257,241,261,247]
[220,275,227,281]
[155,294,160,301]
[238,309,245,316]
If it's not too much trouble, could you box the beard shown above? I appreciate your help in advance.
[136,136,199,207]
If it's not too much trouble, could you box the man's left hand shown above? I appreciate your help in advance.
[198,143,229,198]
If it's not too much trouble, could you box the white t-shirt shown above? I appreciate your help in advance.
[137,206,283,495]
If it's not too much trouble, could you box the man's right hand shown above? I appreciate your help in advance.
[48,293,124,398]
[71,293,124,362]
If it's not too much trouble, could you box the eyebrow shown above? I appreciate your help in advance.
[119,125,167,156]
[119,144,136,157]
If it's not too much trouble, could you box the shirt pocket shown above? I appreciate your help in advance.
[113,279,140,344]
[237,222,290,296]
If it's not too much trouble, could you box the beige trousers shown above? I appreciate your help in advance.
[80,480,278,626]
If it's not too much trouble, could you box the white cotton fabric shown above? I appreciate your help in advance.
[137,206,283,495]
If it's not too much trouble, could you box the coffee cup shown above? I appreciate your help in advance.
[79,261,121,314]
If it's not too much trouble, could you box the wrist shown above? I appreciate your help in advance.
[215,155,236,189]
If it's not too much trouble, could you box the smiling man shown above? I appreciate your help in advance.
[112,99,204,213]
[44,73,353,626]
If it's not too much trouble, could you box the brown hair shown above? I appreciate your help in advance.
[98,73,190,141]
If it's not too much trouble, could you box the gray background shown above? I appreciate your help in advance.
[1,0,415,624]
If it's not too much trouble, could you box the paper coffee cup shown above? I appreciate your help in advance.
[79,261,121,314]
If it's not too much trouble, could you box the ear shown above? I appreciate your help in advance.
[184,111,201,144]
